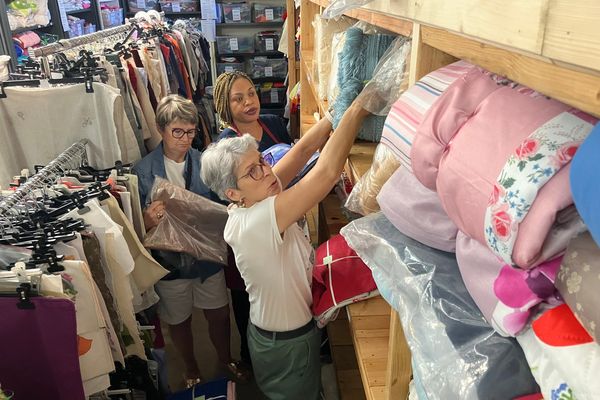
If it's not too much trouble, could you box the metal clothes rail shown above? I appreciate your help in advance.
[0,139,89,216]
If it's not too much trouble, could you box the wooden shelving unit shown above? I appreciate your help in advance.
[291,0,600,399]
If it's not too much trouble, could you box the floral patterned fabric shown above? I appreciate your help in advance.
[456,231,563,337]
[411,66,598,269]
[485,112,595,266]
[556,231,600,344]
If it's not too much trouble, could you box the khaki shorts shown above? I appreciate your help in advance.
[155,270,228,325]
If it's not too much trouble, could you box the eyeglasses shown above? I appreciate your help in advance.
[238,156,268,181]
[171,128,197,139]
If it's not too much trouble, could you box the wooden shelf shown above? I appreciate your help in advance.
[347,296,392,400]
[346,142,377,185]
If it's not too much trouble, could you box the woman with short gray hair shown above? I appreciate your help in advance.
[133,94,249,388]
[201,96,372,399]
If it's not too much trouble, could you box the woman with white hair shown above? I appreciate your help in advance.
[200,97,372,399]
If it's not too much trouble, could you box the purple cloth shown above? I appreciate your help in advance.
[0,297,85,399]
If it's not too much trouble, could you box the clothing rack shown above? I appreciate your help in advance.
[0,139,89,216]
[31,19,145,58]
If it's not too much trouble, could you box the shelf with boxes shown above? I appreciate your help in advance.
[215,1,288,113]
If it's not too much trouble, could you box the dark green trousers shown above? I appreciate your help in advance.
[248,323,321,400]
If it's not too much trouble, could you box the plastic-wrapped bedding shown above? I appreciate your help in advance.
[340,212,540,400]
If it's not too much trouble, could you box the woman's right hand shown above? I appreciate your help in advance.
[143,200,166,231]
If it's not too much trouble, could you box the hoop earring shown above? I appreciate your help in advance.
[239,198,246,208]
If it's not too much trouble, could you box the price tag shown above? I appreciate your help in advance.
[264,66,273,77]
[232,8,241,21]
[270,90,279,103]
[172,2,181,12]
[230,37,239,51]
[137,0,146,9]
[265,8,274,20]
[265,38,274,51]
[225,66,234,72]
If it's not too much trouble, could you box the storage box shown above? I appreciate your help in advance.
[101,8,123,28]
[216,36,254,54]
[248,57,287,79]
[221,2,251,23]
[127,0,158,12]
[253,4,284,22]
[159,0,199,12]
[217,62,245,75]
[260,87,286,104]
[255,31,279,52]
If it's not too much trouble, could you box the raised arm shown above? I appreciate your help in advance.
[272,116,333,188]
[274,101,370,233]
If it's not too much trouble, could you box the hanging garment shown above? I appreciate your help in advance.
[62,260,115,396]
[0,297,85,400]
[340,212,540,399]
[0,83,141,184]
[123,173,147,240]
[311,234,378,328]
[411,66,598,268]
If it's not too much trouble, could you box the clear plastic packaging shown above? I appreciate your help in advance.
[344,144,400,215]
[255,31,280,52]
[217,61,245,75]
[248,57,287,79]
[322,0,374,19]
[216,36,254,54]
[0,244,31,270]
[252,4,285,22]
[340,212,540,400]
[222,2,251,23]
[143,178,229,265]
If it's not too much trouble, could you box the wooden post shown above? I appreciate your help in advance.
[385,310,412,400]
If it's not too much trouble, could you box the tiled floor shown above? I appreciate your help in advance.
[159,296,340,399]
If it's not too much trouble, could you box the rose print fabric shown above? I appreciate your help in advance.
[456,231,563,336]
[484,112,594,266]
[556,231,600,344]
[411,67,598,268]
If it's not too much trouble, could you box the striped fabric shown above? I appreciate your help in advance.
[380,60,474,172]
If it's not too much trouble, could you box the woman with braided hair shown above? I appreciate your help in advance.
[214,71,292,149]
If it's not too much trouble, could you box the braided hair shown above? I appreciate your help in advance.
[213,71,255,129]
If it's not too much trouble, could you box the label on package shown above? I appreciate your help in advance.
[230,37,239,51]
[225,66,234,72]
[265,8,274,20]
[172,2,181,12]
[265,66,273,77]
[232,8,241,21]
[265,38,274,51]
[270,90,279,103]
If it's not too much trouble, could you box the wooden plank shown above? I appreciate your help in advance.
[305,204,319,246]
[543,0,600,73]
[421,25,600,118]
[321,194,347,236]
[331,344,360,370]
[369,386,387,400]
[347,142,377,184]
[385,311,411,400]
[409,23,459,86]
[300,50,329,116]
[348,296,391,317]
[407,0,549,54]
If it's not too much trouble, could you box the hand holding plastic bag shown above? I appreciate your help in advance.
[143,178,229,265]
[354,36,411,116]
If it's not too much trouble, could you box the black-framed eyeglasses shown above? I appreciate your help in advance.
[171,128,197,139]
[238,156,268,181]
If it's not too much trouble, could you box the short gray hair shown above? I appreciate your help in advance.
[155,94,199,131]
[201,134,258,200]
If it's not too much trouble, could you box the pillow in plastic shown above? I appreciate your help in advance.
[341,212,540,400]
[377,166,458,252]
[311,234,378,328]
[455,231,563,337]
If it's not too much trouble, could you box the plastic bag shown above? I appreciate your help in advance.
[143,178,228,265]
[322,0,374,19]
[344,144,400,215]
[340,212,540,399]
[354,35,411,116]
